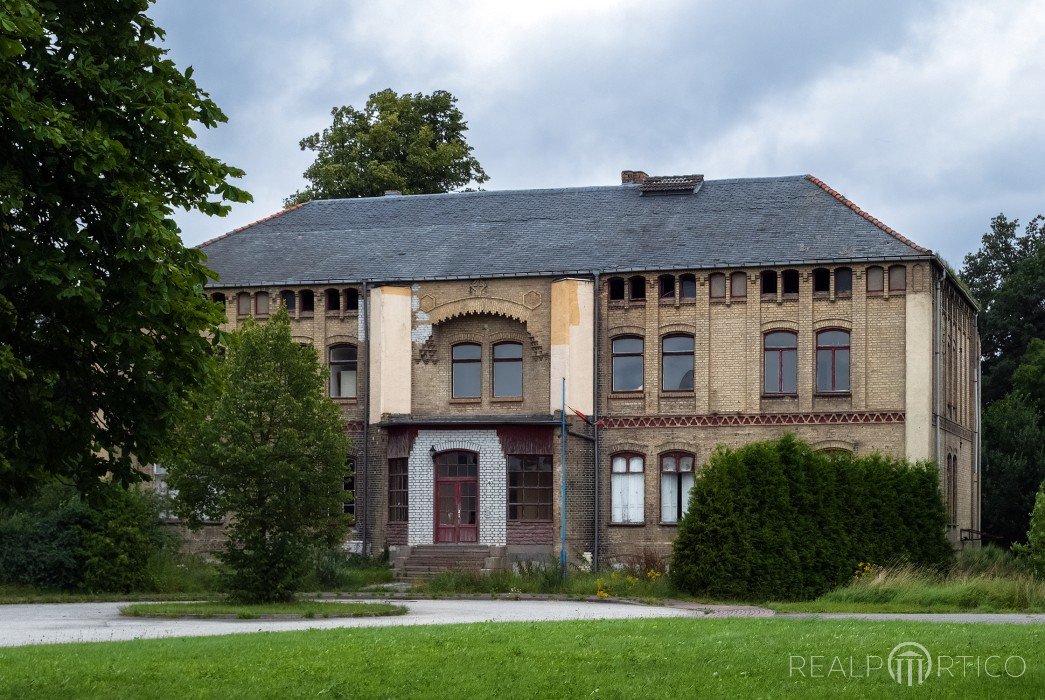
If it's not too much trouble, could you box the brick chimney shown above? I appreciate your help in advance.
[621,170,649,185]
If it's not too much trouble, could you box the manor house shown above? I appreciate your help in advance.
[198,171,980,572]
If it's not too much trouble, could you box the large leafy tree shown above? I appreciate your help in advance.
[285,88,488,206]
[0,1,250,496]
[165,311,350,603]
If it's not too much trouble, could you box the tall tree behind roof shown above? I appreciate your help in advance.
[285,89,489,206]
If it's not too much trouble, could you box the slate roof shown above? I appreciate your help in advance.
[199,175,932,287]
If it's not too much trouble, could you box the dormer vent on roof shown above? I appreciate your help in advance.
[639,174,704,195]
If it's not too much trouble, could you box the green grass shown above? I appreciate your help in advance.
[416,563,677,599]
[119,600,406,619]
[0,618,1041,697]
[0,585,221,605]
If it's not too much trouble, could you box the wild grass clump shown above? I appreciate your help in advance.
[299,548,394,592]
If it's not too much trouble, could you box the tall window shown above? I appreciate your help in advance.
[255,291,270,316]
[889,265,907,292]
[709,273,726,299]
[492,342,523,398]
[946,454,958,526]
[658,275,675,301]
[237,292,250,316]
[679,274,696,300]
[300,290,315,313]
[608,277,626,301]
[611,453,644,524]
[782,269,800,297]
[661,334,694,391]
[628,276,646,301]
[280,290,296,312]
[611,336,644,392]
[507,455,552,521]
[388,458,408,523]
[730,272,747,298]
[660,452,695,524]
[345,288,360,311]
[329,344,358,398]
[760,270,778,298]
[211,292,226,305]
[812,268,830,294]
[343,457,355,518]
[764,331,798,395]
[816,330,851,393]
[325,288,340,311]
[451,343,482,398]
[867,266,884,294]
[835,267,853,296]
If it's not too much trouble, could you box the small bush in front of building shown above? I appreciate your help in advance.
[670,435,953,600]
[1013,482,1045,578]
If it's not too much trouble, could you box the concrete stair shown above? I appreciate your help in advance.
[393,545,507,580]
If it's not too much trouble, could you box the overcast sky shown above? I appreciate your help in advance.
[152,0,1045,265]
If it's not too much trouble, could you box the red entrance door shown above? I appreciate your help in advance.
[434,451,479,543]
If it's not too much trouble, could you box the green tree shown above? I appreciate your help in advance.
[1012,482,1045,578]
[285,88,488,206]
[165,311,350,603]
[960,215,1044,403]
[0,1,250,497]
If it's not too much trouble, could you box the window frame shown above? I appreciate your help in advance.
[280,290,296,312]
[866,266,885,294]
[254,291,270,316]
[888,265,907,292]
[679,273,697,301]
[782,269,800,297]
[659,451,695,524]
[611,335,644,393]
[608,276,626,302]
[730,271,747,299]
[835,267,853,297]
[661,333,695,392]
[760,270,778,300]
[812,268,830,296]
[329,343,359,399]
[610,452,645,524]
[451,342,483,399]
[628,275,647,301]
[492,341,523,399]
[815,329,851,395]
[709,273,726,300]
[325,288,341,312]
[507,455,553,522]
[300,289,315,314]
[658,274,675,303]
[763,330,798,396]
[345,288,360,312]
[388,457,408,523]
[237,292,251,316]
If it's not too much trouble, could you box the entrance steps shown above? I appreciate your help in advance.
[392,545,508,580]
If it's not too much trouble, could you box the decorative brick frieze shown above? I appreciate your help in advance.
[599,411,905,429]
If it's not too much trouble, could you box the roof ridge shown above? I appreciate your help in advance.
[804,175,931,254]
[196,203,307,249]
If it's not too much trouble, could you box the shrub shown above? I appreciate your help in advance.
[670,435,953,600]
[1013,482,1045,578]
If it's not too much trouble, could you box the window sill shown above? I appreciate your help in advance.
[760,295,776,302]
[835,293,852,300]
[449,397,482,404]
[629,299,647,306]
[709,297,726,304]
[679,298,696,304]
[888,290,907,295]
[866,291,884,297]
[508,519,554,524]
[813,292,830,299]
[491,396,524,403]
[761,393,798,399]
[781,293,799,301]
[658,522,679,527]
[608,521,646,527]
[609,391,644,400]
[331,397,359,405]
[814,392,851,398]
[608,299,626,307]
[659,391,695,398]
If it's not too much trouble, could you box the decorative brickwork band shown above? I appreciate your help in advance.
[599,411,905,429]
[345,420,365,431]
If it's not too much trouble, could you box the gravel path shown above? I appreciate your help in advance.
[0,599,697,647]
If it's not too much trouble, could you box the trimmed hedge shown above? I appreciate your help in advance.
[670,435,952,600]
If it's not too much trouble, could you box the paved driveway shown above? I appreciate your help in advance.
[0,599,697,647]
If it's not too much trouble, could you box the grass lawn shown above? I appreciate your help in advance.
[0,585,222,605]
[0,618,1041,698]
[119,600,406,619]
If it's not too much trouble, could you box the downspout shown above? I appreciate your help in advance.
[361,281,370,556]
[973,311,982,532]
[592,272,601,571]
[934,268,944,466]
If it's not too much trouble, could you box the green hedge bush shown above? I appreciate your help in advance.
[670,435,953,600]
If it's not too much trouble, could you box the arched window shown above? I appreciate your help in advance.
[730,272,747,298]
[345,288,360,312]
[763,331,798,395]
[679,274,697,301]
[782,269,800,297]
[280,290,296,312]
[255,291,270,316]
[611,336,643,392]
[816,330,850,394]
[835,267,853,296]
[660,452,695,523]
[661,334,694,391]
[709,273,726,300]
[492,342,523,398]
[211,292,226,305]
[628,275,646,301]
[300,290,315,314]
[866,266,884,294]
[608,277,626,301]
[611,452,644,524]
[812,268,830,295]
[760,270,778,299]
[237,292,250,316]
[329,344,358,398]
[325,288,340,312]
[658,274,675,301]
[451,343,482,398]
[889,265,907,292]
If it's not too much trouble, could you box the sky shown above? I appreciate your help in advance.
[152,0,1045,265]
